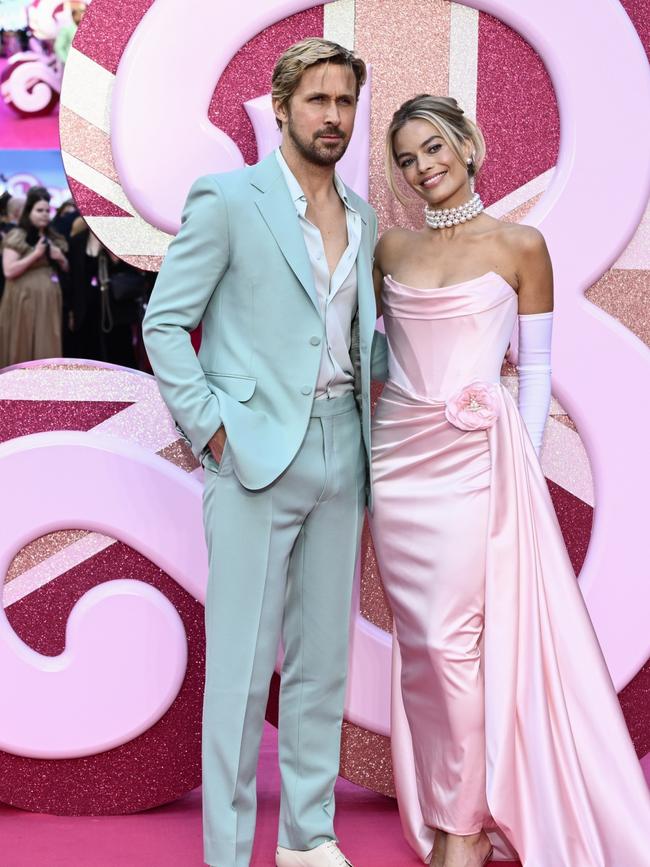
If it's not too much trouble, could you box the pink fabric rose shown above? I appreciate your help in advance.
[445,381,500,431]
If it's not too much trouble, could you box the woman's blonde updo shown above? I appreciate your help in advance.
[385,95,486,205]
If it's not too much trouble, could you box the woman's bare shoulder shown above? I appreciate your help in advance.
[495,221,547,255]
[376,226,420,270]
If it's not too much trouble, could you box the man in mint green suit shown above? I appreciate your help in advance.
[143,38,385,867]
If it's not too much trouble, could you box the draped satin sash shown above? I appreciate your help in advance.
[390,387,650,866]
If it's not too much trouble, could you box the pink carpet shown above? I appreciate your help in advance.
[0,724,516,866]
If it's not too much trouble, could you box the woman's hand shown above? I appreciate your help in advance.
[48,243,70,272]
[32,236,49,261]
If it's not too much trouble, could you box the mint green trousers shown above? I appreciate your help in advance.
[201,393,365,867]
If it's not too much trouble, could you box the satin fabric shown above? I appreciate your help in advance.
[370,272,650,866]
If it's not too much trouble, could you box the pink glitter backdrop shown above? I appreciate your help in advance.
[208,8,324,166]
[2,544,206,815]
[0,362,206,814]
[11,0,650,810]
[476,12,559,206]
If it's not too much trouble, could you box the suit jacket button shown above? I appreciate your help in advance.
[310,336,321,346]
[301,386,312,395]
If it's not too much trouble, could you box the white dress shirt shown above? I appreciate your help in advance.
[275,148,362,399]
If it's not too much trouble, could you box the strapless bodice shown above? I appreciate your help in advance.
[382,271,517,402]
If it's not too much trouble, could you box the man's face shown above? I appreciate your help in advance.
[71,4,86,25]
[276,62,358,166]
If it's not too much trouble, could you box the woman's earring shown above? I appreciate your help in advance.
[466,155,476,191]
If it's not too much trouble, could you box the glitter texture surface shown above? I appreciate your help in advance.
[157,439,200,474]
[541,417,594,508]
[340,722,394,796]
[449,4,479,117]
[554,414,578,433]
[68,177,132,217]
[0,399,132,443]
[359,381,392,633]
[620,657,650,757]
[83,215,173,260]
[323,0,355,48]
[121,254,164,271]
[64,2,323,270]
[585,269,650,347]
[4,533,116,608]
[499,192,542,224]
[485,169,553,219]
[476,12,559,206]
[93,399,177,452]
[47,0,650,805]
[0,361,203,813]
[3,530,115,608]
[73,0,155,74]
[356,0,451,234]
[360,521,392,633]
[59,105,119,182]
[5,530,89,583]
[1,543,205,814]
[208,9,323,166]
[1,363,152,400]
[546,481,592,577]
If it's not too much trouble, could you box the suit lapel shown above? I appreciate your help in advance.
[251,155,319,311]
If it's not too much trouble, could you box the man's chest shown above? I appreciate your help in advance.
[304,202,350,276]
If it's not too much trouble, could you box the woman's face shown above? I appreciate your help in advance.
[28,199,51,230]
[393,117,471,208]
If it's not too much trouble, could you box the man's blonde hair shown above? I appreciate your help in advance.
[272,38,367,129]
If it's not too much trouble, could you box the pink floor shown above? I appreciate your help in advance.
[0,724,517,867]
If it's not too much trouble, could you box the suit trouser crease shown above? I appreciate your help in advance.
[202,393,364,867]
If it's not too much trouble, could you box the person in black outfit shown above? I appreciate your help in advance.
[65,217,147,367]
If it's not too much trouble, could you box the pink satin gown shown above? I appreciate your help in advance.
[370,271,650,866]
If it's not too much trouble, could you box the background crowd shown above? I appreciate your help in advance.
[0,186,154,370]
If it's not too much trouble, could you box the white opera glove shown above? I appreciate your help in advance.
[517,312,553,456]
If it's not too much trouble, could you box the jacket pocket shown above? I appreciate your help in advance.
[204,372,256,402]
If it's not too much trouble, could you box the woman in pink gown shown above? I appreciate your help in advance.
[369,95,650,867]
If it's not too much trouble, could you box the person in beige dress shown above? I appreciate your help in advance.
[0,188,69,367]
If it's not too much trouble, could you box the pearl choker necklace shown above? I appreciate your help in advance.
[424,192,484,229]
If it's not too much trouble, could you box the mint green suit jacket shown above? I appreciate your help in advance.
[143,153,386,497]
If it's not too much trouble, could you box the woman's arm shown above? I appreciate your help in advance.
[372,262,383,317]
[515,227,553,314]
[373,228,404,317]
[2,238,47,280]
[514,228,554,456]
[369,232,396,383]
[48,242,70,273]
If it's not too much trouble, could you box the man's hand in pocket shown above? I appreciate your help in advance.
[208,425,227,461]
